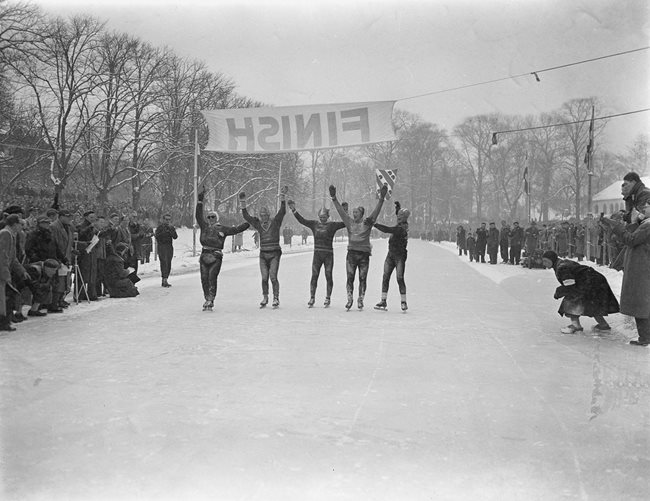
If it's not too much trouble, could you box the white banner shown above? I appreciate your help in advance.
[201,101,396,154]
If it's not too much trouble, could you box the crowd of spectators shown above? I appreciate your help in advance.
[0,192,166,332]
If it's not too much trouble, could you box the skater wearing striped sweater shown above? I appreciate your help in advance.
[372,201,410,311]
[288,201,345,307]
[196,186,249,310]
[329,183,387,310]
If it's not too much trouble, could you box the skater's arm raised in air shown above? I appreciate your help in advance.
[288,200,316,231]
[328,185,352,225]
[273,186,288,224]
[195,186,207,229]
[222,221,250,236]
[239,192,260,229]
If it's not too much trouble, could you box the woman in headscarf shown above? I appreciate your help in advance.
[541,250,619,334]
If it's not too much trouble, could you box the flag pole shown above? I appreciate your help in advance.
[193,128,199,257]
[585,105,595,261]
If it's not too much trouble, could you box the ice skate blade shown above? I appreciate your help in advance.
[374,306,387,311]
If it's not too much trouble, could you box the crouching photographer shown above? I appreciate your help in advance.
[103,242,139,298]
[24,259,60,317]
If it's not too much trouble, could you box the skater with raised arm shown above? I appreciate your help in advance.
[372,200,410,311]
[240,186,288,308]
[288,200,345,307]
[196,186,249,311]
[329,183,388,310]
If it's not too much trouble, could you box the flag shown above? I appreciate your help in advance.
[523,167,529,195]
[584,105,595,165]
[201,101,396,154]
[376,168,397,199]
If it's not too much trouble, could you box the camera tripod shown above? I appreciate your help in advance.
[72,240,90,304]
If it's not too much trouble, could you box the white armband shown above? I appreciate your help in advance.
[562,279,575,286]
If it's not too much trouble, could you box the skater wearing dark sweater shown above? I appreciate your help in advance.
[330,183,388,310]
[288,201,345,307]
[196,187,249,310]
[240,186,288,307]
[372,201,410,311]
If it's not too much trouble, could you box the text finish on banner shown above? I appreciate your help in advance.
[201,101,396,153]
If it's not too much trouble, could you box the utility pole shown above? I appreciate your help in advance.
[585,105,595,261]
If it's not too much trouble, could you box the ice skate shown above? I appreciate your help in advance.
[259,295,269,308]
[323,297,331,308]
[374,300,387,311]
[357,297,364,310]
[401,301,408,312]
[202,300,213,311]
[345,293,353,311]
[272,296,280,308]
[307,297,315,308]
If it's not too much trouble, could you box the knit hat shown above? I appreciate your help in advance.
[43,258,60,269]
[542,250,559,267]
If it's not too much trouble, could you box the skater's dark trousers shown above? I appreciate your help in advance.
[158,243,174,279]
[346,250,370,297]
[200,253,223,301]
[382,253,406,294]
[311,251,334,298]
[259,250,281,297]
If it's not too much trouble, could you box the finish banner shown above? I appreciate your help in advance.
[201,101,396,154]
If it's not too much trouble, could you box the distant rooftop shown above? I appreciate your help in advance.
[593,176,650,202]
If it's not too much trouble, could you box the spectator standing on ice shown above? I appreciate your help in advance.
[466,229,476,262]
[499,221,510,263]
[456,225,466,256]
[288,201,345,308]
[541,250,619,334]
[154,213,178,288]
[524,220,539,257]
[0,214,27,332]
[372,200,410,311]
[601,202,650,346]
[487,222,499,264]
[329,183,387,310]
[196,187,249,310]
[509,221,524,264]
[475,223,488,263]
[240,186,287,308]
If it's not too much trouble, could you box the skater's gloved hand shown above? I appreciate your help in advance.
[554,286,568,300]
[394,201,401,215]
[198,185,206,202]
[287,199,296,212]
[238,192,246,209]
[329,185,336,199]
[379,184,388,198]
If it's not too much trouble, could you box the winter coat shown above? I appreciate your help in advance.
[623,181,650,224]
[25,227,60,264]
[552,259,619,318]
[0,227,25,283]
[525,225,539,250]
[50,220,74,265]
[196,201,249,251]
[104,251,139,298]
[154,223,178,246]
[487,227,499,248]
[510,226,523,246]
[611,219,650,318]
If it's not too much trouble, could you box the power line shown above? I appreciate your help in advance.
[398,46,650,102]
[491,107,650,144]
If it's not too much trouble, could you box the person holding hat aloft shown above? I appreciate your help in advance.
[541,250,619,334]
[240,185,287,308]
[372,200,410,311]
[197,185,249,310]
[287,200,345,307]
[329,183,387,310]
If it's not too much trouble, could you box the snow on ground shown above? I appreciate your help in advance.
[434,240,640,342]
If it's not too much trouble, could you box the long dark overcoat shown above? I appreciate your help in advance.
[612,220,650,318]
[553,259,620,318]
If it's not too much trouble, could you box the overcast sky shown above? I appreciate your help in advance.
[31,0,650,153]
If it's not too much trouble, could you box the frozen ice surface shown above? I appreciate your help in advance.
[1,231,648,501]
